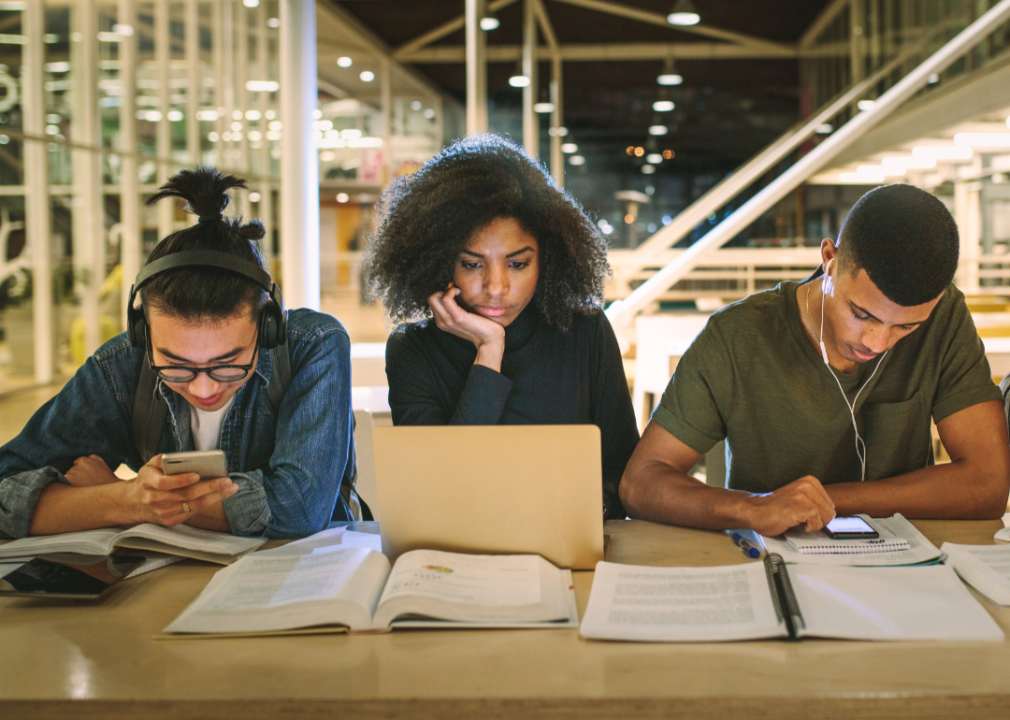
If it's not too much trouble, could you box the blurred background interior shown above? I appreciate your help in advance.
[2,1,1010,493]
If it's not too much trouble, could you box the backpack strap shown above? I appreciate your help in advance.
[265,344,292,413]
[132,363,169,464]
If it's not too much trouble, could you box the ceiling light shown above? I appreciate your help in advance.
[243,0,259,7]
[248,192,262,202]
[653,100,675,112]
[424,108,436,119]
[912,145,973,160]
[642,164,656,174]
[928,73,940,84]
[857,100,876,111]
[646,153,663,164]
[667,0,700,26]
[657,74,683,86]
[954,133,1010,148]
[882,156,936,169]
[568,155,586,165]
[634,146,645,157]
[360,71,375,82]
[267,18,280,28]
[662,149,674,159]
[859,164,905,177]
[840,171,884,183]
[549,126,569,137]
[167,110,183,122]
[509,74,530,88]
[336,193,350,203]
[337,56,352,68]
[815,123,833,134]
[246,80,279,92]
[480,12,500,31]
[411,101,422,111]
[561,142,578,153]
[649,125,669,136]
[534,102,554,113]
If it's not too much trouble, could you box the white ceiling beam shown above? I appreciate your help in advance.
[393,0,519,58]
[399,42,797,64]
[551,0,795,54]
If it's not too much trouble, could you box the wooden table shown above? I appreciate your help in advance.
[2,518,1010,719]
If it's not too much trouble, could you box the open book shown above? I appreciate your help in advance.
[163,546,578,636]
[580,555,1003,642]
[941,542,1010,606]
[0,524,265,565]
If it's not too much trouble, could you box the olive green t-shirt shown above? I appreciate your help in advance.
[652,279,1001,492]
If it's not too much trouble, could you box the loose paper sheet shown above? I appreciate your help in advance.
[941,542,1010,606]
[580,561,784,642]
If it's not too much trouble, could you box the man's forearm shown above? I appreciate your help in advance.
[28,483,129,535]
[621,462,752,530]
[827,460,1009,520]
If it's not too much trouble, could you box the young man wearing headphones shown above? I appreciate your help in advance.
[0,169,356,539]
[620,184,1010,536]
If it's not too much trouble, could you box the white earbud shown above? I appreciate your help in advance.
[816,256,886,483]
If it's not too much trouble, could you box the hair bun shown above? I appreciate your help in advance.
[146,166,247,218]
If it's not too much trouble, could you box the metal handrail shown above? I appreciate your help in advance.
[606,0,1010,340]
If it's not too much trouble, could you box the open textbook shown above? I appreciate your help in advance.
[580,555,1003,643]
[0,524,265,565]
[941,542,1010,606]
[163,545,578,636]
[760,514,943,566]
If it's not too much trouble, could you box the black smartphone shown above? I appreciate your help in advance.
[824,516,879,539]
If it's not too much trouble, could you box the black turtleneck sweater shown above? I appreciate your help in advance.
[384,305,640,519]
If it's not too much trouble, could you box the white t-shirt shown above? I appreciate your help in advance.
[189,396,236,452]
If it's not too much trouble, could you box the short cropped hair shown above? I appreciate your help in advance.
[141,167,268,321]
[837,184,959,306]
[363,134,610,330]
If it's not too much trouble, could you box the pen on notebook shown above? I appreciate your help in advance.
[730,532,762,559]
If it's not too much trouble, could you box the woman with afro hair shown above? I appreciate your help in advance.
[365,134,639,520]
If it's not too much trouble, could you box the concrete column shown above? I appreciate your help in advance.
[23,0,53,382]
[465,0,488,135]
[155,0,173,238]
[522,0,538,157]
[257,0,274,268]
[71,0,104,357]
[279,0,320,310]
[550,56,563,187]
[236,0,250,214]
[119,0,142,330]
[380,56,392,186]
[185,0,200,173]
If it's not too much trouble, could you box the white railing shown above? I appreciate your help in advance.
[604,0,1010,346]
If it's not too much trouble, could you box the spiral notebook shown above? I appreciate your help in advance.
[580,554,1003,643]
[784,516,910,555]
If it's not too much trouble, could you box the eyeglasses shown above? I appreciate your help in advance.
[147,336,259,384]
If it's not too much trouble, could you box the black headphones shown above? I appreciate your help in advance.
[127,250,288,351]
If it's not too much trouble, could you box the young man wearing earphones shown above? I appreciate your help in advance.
[0,169,356,539]
[620,184,1010,536]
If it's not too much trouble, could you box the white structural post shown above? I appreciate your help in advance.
[522,0,538,157]
[236,0,250,214]
[550,56,563,187]
[72,0,103,357]
[257,0,274,269]
[606,0,1010,332]
[155,0,173,239]
[119,0,141,330]
[279,0,320,310]
[23,0,53,382]
[185,0,200,174]
[380,56,393,185]
[465,0,488,135]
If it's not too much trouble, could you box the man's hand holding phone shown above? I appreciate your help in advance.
[116,454,238,526]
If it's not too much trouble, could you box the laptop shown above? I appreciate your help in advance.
[372,425,604,569]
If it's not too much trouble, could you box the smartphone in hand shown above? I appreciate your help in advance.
[162,450,228,480]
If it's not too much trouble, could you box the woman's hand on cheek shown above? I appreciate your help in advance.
[428,286,506,372]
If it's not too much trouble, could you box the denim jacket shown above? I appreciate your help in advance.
[0,308,354,539]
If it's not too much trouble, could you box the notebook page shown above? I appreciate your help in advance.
[377,550,542,607]
[164,546,390,634]
[579,562,785,642]
[791,564,1004,642]
[941,543,1010,606]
